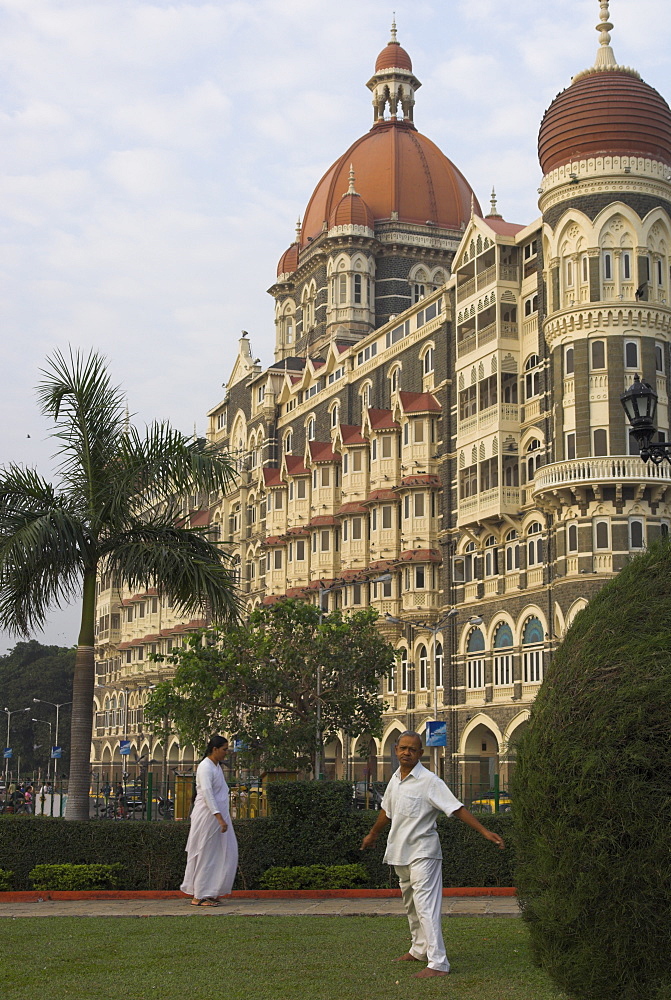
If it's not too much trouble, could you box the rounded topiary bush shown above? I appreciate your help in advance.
[513,540,671,1000]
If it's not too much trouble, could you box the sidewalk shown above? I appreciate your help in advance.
[0,895,520,919]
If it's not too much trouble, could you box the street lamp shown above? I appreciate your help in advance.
[3,706,31,784]
[32,698,72,782]
[621,374,670,463]
[31,719,53,788]
[384,611,483,776]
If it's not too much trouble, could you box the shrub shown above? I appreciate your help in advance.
[513,540,671,1000]
[28,863,124,890]
[0,868,13,890]
[259,863,368,890]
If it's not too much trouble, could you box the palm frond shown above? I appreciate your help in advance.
[37,348,126,498]
[0,467,86,634]
[104,523,241,624]
[117,422,237,511]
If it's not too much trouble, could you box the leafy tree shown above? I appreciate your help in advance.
[513,540,671,1000]
[0,350,239,819]
[145,599,396,772]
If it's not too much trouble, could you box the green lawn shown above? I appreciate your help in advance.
[0,916,569,1000]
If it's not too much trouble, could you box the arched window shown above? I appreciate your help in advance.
[493,622,513,686]
[423,347,434,375]
[338,273,347,304]
[464,540,476,583]
[565,346,574,375]
[625,340,639,369]
[307,417,316,441]
[591,340,605,370]
[567,522,578,552]
[284,430,293,455]
[629,518,644,549]
[467,627,485,689]
[390,366,400,393]
[505,529,520,571]
[527,521,543,566]
[435,642,443,689]
[526,439,542,482]
[484,535,498,577]
[418,644,428,690]
[595,519,610,550]
[524,355,541,400]
[354,273,362,304]
[593,428,608,456]
[522,616,544,683]
[400,648,409,692]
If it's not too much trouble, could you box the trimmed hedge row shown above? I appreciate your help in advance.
[0,781,515,890]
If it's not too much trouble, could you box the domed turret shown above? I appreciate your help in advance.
[328,166,375,232]
[374,19,413,72]
[538,1,671,174]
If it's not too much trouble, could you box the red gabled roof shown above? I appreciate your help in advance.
[341,568,368,582]
[368,408,400,430]
[286,587,310,598]
[309,441,341,463]
[286,525,310,536]
[308,515,339,527]
[336,343,350,354]
[117,642,132,650]
[285,455,310,476]
[263,467,286,488]
[365,489,400,503]
[399,474,441,488]
[190,509,211,528]
[262,595,284,605]
[367,559,397,573]
[398,391,441,414]
[340,425,366,445]
[306,578,337,591]
[262,535,285,547]
[336,502,368,516]
[482,217,526,236]
[397,548,442,564]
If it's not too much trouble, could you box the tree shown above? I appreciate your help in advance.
[0,640,75,776]
[513,540,671,1000]
[144,599,396,772]
[0,349,239,819]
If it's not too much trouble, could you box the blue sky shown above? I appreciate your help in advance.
[1,0,669,649]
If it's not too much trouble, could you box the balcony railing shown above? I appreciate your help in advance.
[533,456,671,496]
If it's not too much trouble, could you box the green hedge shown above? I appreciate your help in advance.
[29,863,123,890]
[259,863,368,890]
[0,868,13,890]
[0,781,515,890]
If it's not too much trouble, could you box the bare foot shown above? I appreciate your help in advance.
[393,952,422,962]
[414,968,450,978]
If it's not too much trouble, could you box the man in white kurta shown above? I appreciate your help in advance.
[181,740,238,904]
[361,731,505,978]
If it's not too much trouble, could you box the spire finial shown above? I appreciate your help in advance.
[295,216,301,242]
[390,13,397,43]
[490,186,497,214]
[470,192,475,221]
[594,0,617,69]
[347,163,357,195]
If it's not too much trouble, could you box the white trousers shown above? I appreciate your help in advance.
[394,857,449,972]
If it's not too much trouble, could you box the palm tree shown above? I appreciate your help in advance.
[0,349,239,819]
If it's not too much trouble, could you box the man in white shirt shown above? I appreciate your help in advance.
[361,731,505,978]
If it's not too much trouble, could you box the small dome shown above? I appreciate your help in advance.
[375,41,412,73]
[277,242,299,278]
[539,69,671,174]
[329,192,374,230]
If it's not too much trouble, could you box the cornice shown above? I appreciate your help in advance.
[543,302,671,348]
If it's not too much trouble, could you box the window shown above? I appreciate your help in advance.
[527,522,543,565]
[467,628,485,689]
[484,535,498,577]
[567,522,578,552]
[381,435,392,458]
[656,343,665,373]
[390,367,400,393]
[524,355,541,400]
[565,432,576,461]
[351,450,362,472]
[435,642,443,688]
[331,403,340,428]
[622,252,631,280]
[382,505,392,529]
[257,385,265,405]
[493,622,513,685]
[352,517,362,540]
[591,340,605,369]
[275,491,284,510]
[295,540,305,560]
[387,660,396,694]
[320,530,330,551]
[273,549,282,570]
[566,259,574,287]
[415,566,425,589]
[401,649,409,692]
[321,467,330,487]
[354,273,362,304]
[625,341,639,369]
[582,255,588,282]
[459,385,478,420]
[593,428,608,456]
[338,273,347,304]
[414,493,425,517]
[307,417,316,441]
[594,520,610,550]
[505,529,520,571]
[413,282,426,303]
[522,617,544,682]
[565,346,574,375]
[603,252,612,280]
[352,584,362,605]
[284,431,293,454]
[423,348,434,374]
[629,518,645,549]
[414,421,424,443]
[361,384,371,409]
[297,479,306,499]
[418,645,428,689]
[526,439,542,481]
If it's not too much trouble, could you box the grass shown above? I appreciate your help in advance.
[0,916,570,1000]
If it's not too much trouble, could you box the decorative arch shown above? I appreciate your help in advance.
[459,713,504,755]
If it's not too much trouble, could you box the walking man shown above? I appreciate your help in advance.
[361,731,505,978]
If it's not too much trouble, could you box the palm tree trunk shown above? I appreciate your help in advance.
[64,567,97,821]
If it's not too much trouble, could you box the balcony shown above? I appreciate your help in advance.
[457,486,521,526]
[532,456,671,509]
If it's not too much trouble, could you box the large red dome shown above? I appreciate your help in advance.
[538,69,671,174]
[301,120,479,242]
[375,41,412,73]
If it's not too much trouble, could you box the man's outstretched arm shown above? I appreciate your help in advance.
[360,809,390,850]
[453,806,505,849]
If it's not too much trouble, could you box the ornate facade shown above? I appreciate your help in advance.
[92,6,671,799]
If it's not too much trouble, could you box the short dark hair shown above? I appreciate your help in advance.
[395,731,423,749]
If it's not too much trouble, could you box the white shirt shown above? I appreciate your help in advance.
[381,762,463,866]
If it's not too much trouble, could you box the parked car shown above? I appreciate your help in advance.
[469,793,512,813]
[353,781,386,810]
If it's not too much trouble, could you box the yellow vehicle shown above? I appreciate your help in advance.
[469,793,512,814]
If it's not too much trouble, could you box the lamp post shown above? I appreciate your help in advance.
[31,719,53,788]
[384,611,483,776]
[3,706,30,784]
[32,699,72,784]
[621,373,671,464]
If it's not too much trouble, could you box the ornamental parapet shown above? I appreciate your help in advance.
[543,303,671,349]
[532,456,671,499]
